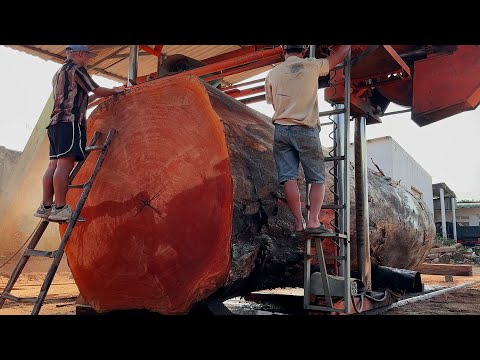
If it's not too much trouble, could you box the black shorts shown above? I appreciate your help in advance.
[47,122,87,162]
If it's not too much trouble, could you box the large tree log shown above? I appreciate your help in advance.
[62,75,435,314]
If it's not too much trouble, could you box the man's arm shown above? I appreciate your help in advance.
[75,67,126,103]
[89,86,124,103]
[264,75,275,110]
[326,45,352,71]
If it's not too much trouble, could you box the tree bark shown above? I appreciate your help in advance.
[62,75,435,314]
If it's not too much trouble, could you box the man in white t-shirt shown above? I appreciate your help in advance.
[265,45,351,235]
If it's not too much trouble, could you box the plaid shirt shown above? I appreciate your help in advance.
[48,59,99,127]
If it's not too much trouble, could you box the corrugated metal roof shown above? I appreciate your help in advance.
[5,45,275,85]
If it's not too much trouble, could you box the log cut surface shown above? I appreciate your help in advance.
[63,76,233,314]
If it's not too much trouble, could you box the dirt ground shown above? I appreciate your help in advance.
[1,256,479,315]
[383,266,480,315]
[0,256,78,315]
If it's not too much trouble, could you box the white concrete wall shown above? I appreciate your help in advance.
[455,207,480,226]
[433,203,480,226]
[0,95,60,255]
[348,136,434,212]
[390,138,434,212]
[0,146,21,201]
[359,137,394,181]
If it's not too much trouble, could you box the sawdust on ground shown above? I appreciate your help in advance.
[383,265,480,315]
[1,254,479,315]
[0,255,78,315]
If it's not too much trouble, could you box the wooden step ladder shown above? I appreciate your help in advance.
[0,129,116,315]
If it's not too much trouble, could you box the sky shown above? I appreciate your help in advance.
[1,45,479,201]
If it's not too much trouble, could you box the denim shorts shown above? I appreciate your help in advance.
[273,124,325,184]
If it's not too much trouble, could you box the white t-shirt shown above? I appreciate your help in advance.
[265,56,330,129]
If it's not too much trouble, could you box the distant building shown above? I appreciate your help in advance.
[455,202,480,227]
[433,182,457,239]
[433,182,480,242]
[348,136,433,212]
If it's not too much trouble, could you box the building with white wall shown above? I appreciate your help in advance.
[455,203,480,226]
[348,136,434,212]
[432,182,457,239]
[433,182,480,240]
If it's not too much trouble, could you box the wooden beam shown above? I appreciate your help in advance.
[18,45,126,83]
[89,45,125,50]
[416,263,472,276]
[429,246,459,254]
[202,46,269,64]
[18,45,65,61]
[88,67,126,83]
[88,46,129,69]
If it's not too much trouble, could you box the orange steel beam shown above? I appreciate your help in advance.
[202,54,282,83]
[383,45,412,79]
[239,94,266,104]
[165,47,283,82]
[153,45,164,54]
[202,46,271,64]
[139,45,161,57]
[221,77,266,91]
[224,85,265,98]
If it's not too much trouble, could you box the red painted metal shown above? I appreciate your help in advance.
[221,77,265,91]
[349,45,416,80]
[163,47,283,81]
[324,69,382,123]
[307,291,397,315]
[383,45,412,79]
[202,55,281,83]
[239,94,266,105]
[412,45,480,126]
[224,85,265,98]
[202,46,271,64]
[97,44,478,128]
[376,79,413,107]
[139,45,161,57]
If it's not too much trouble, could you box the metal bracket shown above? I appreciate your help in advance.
[383,45,412,79]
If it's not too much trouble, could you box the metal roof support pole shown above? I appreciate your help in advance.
[157,54,165,78]
[309,45,316,58]
[128,45,139,87]
[354,116,372,291]
[333,104,345,278]
[342,49,352,313]
[439,187,447,238]
[451,197,457,241]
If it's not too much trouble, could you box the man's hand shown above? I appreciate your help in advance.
[113,86,128,94]
[94,85,130,98]
[327,45,352,71]
[112,86,131,97]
